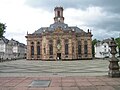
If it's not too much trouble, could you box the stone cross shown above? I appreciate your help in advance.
[108,38,120,77]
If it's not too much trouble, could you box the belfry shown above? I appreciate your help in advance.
[26,6,93,60]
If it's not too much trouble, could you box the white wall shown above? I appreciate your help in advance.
[95,42,119,58]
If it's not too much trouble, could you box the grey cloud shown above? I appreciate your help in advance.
[86,15,120,32]
[25,0,120,13]
[25,0,120,39]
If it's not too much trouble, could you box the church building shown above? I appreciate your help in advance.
[26,6,93,60]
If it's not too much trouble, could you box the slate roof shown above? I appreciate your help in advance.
[0,37,9,44]
[33,22,85,34]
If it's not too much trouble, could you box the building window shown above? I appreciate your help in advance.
[104,45,106,48]
[72,46,74,53]
[37,42,40,55]
[65,39,69,55]
[37,42,40,44]
[49,40,53,55]
[44,48,46,54]
[31,42,34,45]
[31,46,34,55]
[84,41,88,56]
[49,44,53,55]
[65,44,68,55]
[37,46,40,55]
[78,41,81,54]
[57,11,60,17]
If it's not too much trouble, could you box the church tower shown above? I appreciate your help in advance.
[54,7,64,23]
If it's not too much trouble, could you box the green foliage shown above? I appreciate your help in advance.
[115,37,120,56]
[92,39,99,57]
[115,38,120,48]
[0,23,6,37]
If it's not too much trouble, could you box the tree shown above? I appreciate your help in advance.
[0,23,6,37]
[92,39,99,58]
[115,38,120,57]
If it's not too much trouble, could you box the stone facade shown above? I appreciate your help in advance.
[26,7,93,60]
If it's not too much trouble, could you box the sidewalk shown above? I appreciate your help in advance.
[0,76,120,90]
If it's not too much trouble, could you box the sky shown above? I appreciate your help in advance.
[0,0,120,44]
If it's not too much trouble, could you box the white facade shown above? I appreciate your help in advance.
[95,39,119,58]
[10,39,26,59]
[0,37,26,60]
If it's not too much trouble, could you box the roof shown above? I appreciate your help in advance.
[0,37,9,44]
[95,38,112,46]
[33,22,85,34]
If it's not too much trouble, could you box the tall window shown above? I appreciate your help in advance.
[72,46,74,53]
[84,41,88,56]
[31,42,34,55]
[57,11,60,17]
[65,44,68,55]
[49,40,53,55]
[31,46,34,55]
[49,44,53,55]
[37,46,40,55]
[65,39,69,55]
[37,42,40,55]
[78,41,81,54]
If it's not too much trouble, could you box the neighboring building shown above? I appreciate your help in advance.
[0,37,9,59]
[10,39,26,59]
[0,37,26,60]
[94,39,119,58]
[26,6,93,60]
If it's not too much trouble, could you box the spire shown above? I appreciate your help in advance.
[54,6,64,23]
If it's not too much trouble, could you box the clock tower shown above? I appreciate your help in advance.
[54,7,64,23]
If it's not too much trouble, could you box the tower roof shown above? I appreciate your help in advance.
[33,6,87,34]
[54,6,64,11]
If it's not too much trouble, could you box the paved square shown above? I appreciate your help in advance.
[0,59,111,77]
[0,59,119,77]
[0,59,120,90]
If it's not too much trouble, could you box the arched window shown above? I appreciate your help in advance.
[31,42,34,45]
[31,46,34,55]
[65,39,69,55]
[78,41,81,54]
[57,11,60,17]
[37,42,40,45]
[49,40,53,55]
[37,46,40,55]
[49,44,53,55]
[72,46,74,53]
[84,41,88,56]
[37,42,40,55]
[65,44,68,55]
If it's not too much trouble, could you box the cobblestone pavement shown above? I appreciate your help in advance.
[0,59,111,77]
[0,59,120,90]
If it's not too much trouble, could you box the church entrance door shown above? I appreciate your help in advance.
[57,53,61,60]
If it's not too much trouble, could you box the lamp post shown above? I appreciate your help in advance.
[108,38,120,77]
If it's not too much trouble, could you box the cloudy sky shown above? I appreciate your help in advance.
[0,0,120,44]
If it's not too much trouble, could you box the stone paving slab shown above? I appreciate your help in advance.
[0,59,112,77]
[0,76,120,90]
